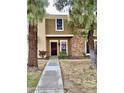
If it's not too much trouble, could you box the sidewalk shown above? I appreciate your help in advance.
[34,56,64,93]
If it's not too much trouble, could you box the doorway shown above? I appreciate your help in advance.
[51,42,57,56]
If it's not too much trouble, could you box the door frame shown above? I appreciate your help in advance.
[60,40,68,55]
[49,40,58,56]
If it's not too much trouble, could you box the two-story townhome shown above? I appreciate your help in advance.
[37,14,97,58]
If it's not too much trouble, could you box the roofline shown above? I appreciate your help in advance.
[47,14,69,16]
[46,34,74,37]
[45,14,70,19]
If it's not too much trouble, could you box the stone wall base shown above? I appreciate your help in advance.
[70,35,85,57]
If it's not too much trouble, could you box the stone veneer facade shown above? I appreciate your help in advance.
[70,35,85,57]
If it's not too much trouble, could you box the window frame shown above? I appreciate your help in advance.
[85,40,97,55]
[49,40,59,56]
[60,40,68,55]
[55,18,64,31]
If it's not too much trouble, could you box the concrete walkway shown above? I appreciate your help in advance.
[34,56,64,93]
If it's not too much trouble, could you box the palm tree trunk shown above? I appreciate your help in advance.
[28,23,38,68]
[87,30,97,68]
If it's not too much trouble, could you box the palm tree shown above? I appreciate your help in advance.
[27,0,48,68]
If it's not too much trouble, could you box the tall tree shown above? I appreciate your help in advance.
[27,0,48,68]
[55,0,97,65]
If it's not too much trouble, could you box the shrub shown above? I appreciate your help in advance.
[39,50,47,58]
[59,51,67,59]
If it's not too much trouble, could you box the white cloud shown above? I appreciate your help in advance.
[46,0,69,15]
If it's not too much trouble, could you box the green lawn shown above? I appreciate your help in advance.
[27,62,47,93]
[27,71,41,87]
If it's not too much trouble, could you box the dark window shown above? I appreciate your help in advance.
[56,19,63,31]
[85,41,97,54]
[61,42,66,52]
[86,42,90,54]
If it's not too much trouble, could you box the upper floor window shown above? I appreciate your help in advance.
[55,18,64,31]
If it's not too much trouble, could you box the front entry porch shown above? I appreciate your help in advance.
[48,39,68,56]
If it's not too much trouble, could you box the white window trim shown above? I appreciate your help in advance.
[85,40,97,55]
[49,40,59,56]
[55,18,64,31]
[60,40,68,55]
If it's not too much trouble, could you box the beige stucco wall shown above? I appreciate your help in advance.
[45,19,73,35]
[94,30,97,36]
[37,15,97,58]
[37,19,46,58]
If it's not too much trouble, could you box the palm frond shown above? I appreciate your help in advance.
[27,0,49,25]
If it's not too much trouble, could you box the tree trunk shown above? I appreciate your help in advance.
[87,30,97,68]
[28,24,38,68]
